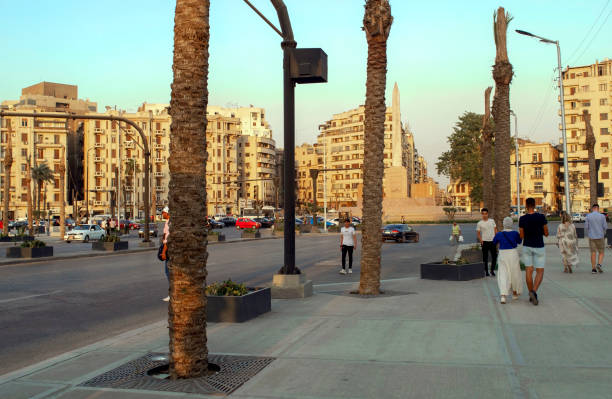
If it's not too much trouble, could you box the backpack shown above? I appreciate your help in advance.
[157,243,168,261]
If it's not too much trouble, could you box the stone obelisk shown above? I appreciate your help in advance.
[391,82,402,167]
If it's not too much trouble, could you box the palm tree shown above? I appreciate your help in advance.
[3,123,13,235]
[31,163,54,221]
[359,0,393,296]
[58,147,66,239]
[492,7,513,229]
[168,0,210,378]
[481,86,494,213]
[583,110,597,206]
[26,157,33,235]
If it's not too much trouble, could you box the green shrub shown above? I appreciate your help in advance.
[243,228,258,234]
[100,234,121,243]
[328,225,340,232]
[206,279,249,296]
[21,240,46,248]
[208,230,220,237]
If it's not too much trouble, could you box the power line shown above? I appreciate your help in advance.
[567,0,611,64]
[527,71,556,138]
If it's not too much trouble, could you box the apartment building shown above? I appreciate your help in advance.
[447,180,476,211]
[510,139,561,211]
[561,58,612,211]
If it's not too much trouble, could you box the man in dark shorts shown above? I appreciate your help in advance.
[519,198,549,306]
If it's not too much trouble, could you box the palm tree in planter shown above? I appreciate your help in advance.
[359,0,393,296]
[31,162,54,225]
[2,123,13,235]
[492,7,514,229]
[167,0,210,378]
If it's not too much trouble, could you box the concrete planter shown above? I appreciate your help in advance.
[208,234,226,242]
[207,287,271,323]
[92,241,129,251]
[420,261,484,281]
[6,246,54,258]
[299,224,313,233]
[608,229,612,246]
[241,230,261,239]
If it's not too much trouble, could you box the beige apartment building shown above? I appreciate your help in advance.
[447,180,476,211]
[510,139,561,211]
[561,58,612,211]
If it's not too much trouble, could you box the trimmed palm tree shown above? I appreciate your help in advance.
[359,0,393,296]
[58,147,66,239]
[3,124,13,235]
[492,7,513,229]
[26,157,33,235]
[481,86,494,213]
[31,163,54,221]
[168,0,210,378]
[583,110,597,205]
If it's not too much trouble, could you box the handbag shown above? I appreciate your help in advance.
[449,235,453,241]
[157,243,168,261]
[458,235,464,242]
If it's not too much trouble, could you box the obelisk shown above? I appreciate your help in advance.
[391,82,402,166]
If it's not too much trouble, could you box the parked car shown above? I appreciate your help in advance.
[295,217,304,225]
[236,217,261,229]
[129,221,141,230]
[571,213,585,223]
[207,218,225,229]
[64,224,106,243]
[65,218,76,229]
[381,224,419,243]
[138,223,159,238]
[221,216,236,226]
[254,217,274,228]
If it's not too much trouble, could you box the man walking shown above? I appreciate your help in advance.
[109,218,116,234]
[519,197,548,306]
[339,219,357,275]
[161,206,170,301]
[585,203,607,274]
[477,208,497,276]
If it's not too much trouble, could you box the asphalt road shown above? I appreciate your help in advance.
[0,221,528,375]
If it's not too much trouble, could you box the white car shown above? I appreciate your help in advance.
[571,213,585,223]
[64,224,105,243]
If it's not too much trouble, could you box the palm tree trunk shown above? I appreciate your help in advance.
[492,7,513,229]
[481,86,494,213]
[583,110,597,205]
[59,148,66,239]
[359,0,393,296]
[26,158,33,235]
[168,0,210,379]
[3,130,13,235]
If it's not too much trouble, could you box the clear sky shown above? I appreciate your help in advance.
[1,0,611,185]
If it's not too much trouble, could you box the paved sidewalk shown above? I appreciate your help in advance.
[1,246,611,398]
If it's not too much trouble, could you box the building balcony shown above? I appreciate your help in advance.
[125,186,134,191]
[94,200,106,206]
[155,130,166,136]
[153,144,165,150]
[95,186,105,191]
[94,128,104,134]
[94,143,105,148]
[531,175,544,179]
[94,171,105,177]
[155,186,165,192]
[155,157,166,163]
[94,157,105,163]
[124,141,134,148]
[154,172,164,177]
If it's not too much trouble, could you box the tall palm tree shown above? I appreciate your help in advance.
[31,163,54,221]
[481,86,494,213]
[26,157,33,235]
[359,0,393,296]
[583,110,597,206]
[492,7,513,229]
[58,147,66,239]
[168,0,210,378]
[3,122,13,235]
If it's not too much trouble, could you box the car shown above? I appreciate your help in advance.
[64,224,105,243]
[119,220,132,230]
[236,217,261,229]
[327,218,340,226]
[221,216,236,226]
[129,221,141,230]
[65,218,76,229]
[571,213,585,223]
[207,218,225,229]
[254,217,274,228]
[381,224,419,243]
[138,223,159,238]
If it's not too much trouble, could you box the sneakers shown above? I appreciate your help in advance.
[491,271,496,277]
[597,264,604,273]
[339,269,347,275]
[529,291,539,306]
[500,295,506,304]
[512,293,519,300]
[592,268,598,274]
[162,296,170,302]
[348,269,353,274]
[485,271,490,277]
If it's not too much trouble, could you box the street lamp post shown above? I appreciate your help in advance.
[510,110,520,215]
[515,29,571,215]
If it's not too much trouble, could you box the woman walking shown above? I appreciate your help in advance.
[557,211,579,273]
[493,217,523,304]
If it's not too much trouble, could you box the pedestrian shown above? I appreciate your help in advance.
[493,217,522,304]
[161,206,170,301]
[109,218,116,234]
[477,208,498,276]
[519,197,549,306]
[339,218,356,275]
[451,221,461,244]
[585,203,607,274]
[556,211,578,273]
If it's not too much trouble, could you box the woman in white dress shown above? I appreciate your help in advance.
[556,211,579,273]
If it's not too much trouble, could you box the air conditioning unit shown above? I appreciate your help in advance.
[153,144,165,150]
[94,128,103,133]
[155,157,165,163]
[95,186,104,191]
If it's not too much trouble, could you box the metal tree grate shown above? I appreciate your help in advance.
[319,290,417,298]
[79,353,274,395]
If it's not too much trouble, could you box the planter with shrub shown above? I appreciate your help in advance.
[6,240,53,258]
[241,228,261,239]
[92,234,128,251]
[206,279,271,323]
[207,230,226,242]
[421,257,484,281]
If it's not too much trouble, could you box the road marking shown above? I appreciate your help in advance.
[0,290,63,304]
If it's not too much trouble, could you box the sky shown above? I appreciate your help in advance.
[1,0,611,186]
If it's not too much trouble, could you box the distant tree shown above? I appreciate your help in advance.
[568,170,584,211]
[31,163,54,221]
[583,110,597,206]
[436,112,484,204]
[481,87,494,214]
[443,206,458,222]
[3,123,13,235]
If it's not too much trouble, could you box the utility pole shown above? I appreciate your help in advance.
[510,110,520,215]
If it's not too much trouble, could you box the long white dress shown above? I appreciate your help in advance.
[557,222,579,268]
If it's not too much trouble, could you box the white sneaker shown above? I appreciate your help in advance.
[339,269,347,275]
[348,269,353,274]
[162,296,170,302]
[500,295,506,304]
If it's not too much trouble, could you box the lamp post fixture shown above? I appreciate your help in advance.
[510,110,520,215]
[515,29,571,215]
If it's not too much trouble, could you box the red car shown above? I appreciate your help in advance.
[236,217,261,229]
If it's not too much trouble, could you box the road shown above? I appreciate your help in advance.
[0,222,480,375]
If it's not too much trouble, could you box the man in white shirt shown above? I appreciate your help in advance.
[340,219,357,275]
[477,208,498,277]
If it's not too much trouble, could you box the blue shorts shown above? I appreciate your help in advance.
[521,246,546,269]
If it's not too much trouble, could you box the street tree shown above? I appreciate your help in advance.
[436,112,484,205]
[26,157,33,235]
[31,163,54,221]
[168,0,210,378]
[359,0,393,296]
[58,147,66,239]
[491,7,514,228]
[2,122,13,235]
[583,110,597,206]
[481,86,494,214]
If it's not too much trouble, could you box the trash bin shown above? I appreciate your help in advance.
[607,229,612,246]
[575,227,584,239]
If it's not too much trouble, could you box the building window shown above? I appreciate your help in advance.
[601,98,609,106]
[581,85,589,92]
[601,128,610,135]
[21,133,28,144]
[54,135,60,144]
[38,149,44,158]
[21,163,27,172]
[54,149,60,159]
[583,71,589,77]
[600,83,607,91]
[534,167,543,177]
[602,172,610,180]
[21,119,28,127]
[54,193,59,202]
[534,182,543,193]
[570,102,576,109]
[21,149,27,157]
[601,113,609,121]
